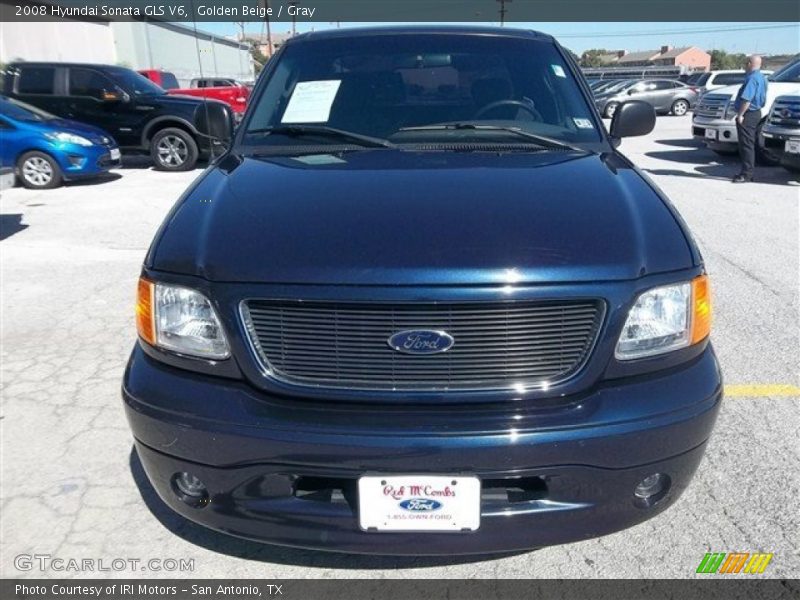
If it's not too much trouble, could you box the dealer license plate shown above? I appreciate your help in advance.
[705,129,717,140]
[110,148,121,160]
[358,475,480,532]
[785,140,800,154]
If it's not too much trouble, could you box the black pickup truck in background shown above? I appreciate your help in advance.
[2,63,233,171]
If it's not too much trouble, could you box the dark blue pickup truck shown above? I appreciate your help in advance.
[123,26,721,555]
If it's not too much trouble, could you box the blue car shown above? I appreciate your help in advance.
[0,95,120,189]
[123,27,721,555]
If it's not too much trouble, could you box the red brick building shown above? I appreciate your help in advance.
[595,46,711,71]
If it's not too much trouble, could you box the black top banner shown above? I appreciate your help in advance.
[2,0,800,22]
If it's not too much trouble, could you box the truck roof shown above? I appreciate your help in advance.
[289,25,554,43]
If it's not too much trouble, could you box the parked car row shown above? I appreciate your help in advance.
[0,62,236,188]
[691,58,800,172]
[592,78,699,118]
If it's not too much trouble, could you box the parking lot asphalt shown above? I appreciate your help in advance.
[1,115,798,579]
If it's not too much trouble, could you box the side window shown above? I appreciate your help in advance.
[160,73,179,90]
[17,67,55,95]
[713,73,745,86]
[651,81,674,91]
[196,80,208,88]
[69,68,117,100]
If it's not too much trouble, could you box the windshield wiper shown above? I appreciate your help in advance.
[248,125,396,149]
[397,123,590,153]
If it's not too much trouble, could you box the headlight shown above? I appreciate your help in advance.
[615,275,711,360]
[44,131,93,146]
[136,278,230,359]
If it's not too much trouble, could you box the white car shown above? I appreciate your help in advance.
[691,60,800,161]
[688,70,773,99]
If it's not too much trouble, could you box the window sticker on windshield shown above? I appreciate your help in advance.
[573,118,594,129]
[551,64,566,78]
[281,80,342,124]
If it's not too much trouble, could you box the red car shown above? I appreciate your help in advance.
[138,70,249,118]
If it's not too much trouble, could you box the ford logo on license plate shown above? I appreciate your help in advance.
[387,330,454,355]
[399,498,443,512]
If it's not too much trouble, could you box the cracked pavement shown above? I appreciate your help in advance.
[1,116,798,579]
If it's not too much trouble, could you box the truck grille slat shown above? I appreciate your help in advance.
[768,97,800,128]
[242,300,604,391]
[695,93,730,119]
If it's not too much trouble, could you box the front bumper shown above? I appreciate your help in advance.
[761,127,800,169]
[51,142,121,179]
[124,344,722,555]
[692,117,738,148]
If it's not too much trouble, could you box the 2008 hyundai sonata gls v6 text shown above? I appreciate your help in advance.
[123,26,721,555]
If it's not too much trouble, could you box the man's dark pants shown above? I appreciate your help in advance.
[736,110,761,179]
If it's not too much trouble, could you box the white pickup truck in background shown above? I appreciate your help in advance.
[691,58,800,164]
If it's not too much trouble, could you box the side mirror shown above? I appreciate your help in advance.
[627,89,635,95]
[102,88,130,103]
[610,100,656,139]
[198,101,235,159]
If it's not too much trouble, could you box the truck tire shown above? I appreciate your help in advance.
[151,128,199,171]
[17,151,63,189]
[755,119,779,166]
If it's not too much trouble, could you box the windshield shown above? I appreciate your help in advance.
[243,33,602,150]
[0,96,56,121]
[106,67,166,96]
[687,72,711,86]
[770,59,800,83]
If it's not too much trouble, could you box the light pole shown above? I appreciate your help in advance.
[289,1,298,36]
[497,0,512,26]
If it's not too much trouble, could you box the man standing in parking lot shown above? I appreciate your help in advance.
[732,55,767,183]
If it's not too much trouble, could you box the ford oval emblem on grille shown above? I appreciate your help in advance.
[399,498,443,512]
[387,330,454,355]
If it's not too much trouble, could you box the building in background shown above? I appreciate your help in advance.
[0,19,254,86]
[589,45,712,72]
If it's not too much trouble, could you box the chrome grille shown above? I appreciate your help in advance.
[695,94,731,119]
[768,96,800,128]
[242,300,604,391]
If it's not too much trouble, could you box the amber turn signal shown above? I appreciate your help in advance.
[136,277,156,345]
[691,274,711,344]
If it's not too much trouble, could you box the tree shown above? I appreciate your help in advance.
[709,49,748,70]
[250,44,268,75]
[580,49,614,68]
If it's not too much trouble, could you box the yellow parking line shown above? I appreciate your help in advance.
[725,385,800,397]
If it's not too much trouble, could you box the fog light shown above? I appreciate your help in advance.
[175,472,205,496]
[172,472,209,507]
[633,473,670,507]
[723,131,732,139]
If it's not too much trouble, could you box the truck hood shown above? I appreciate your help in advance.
[149,150,694,285]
